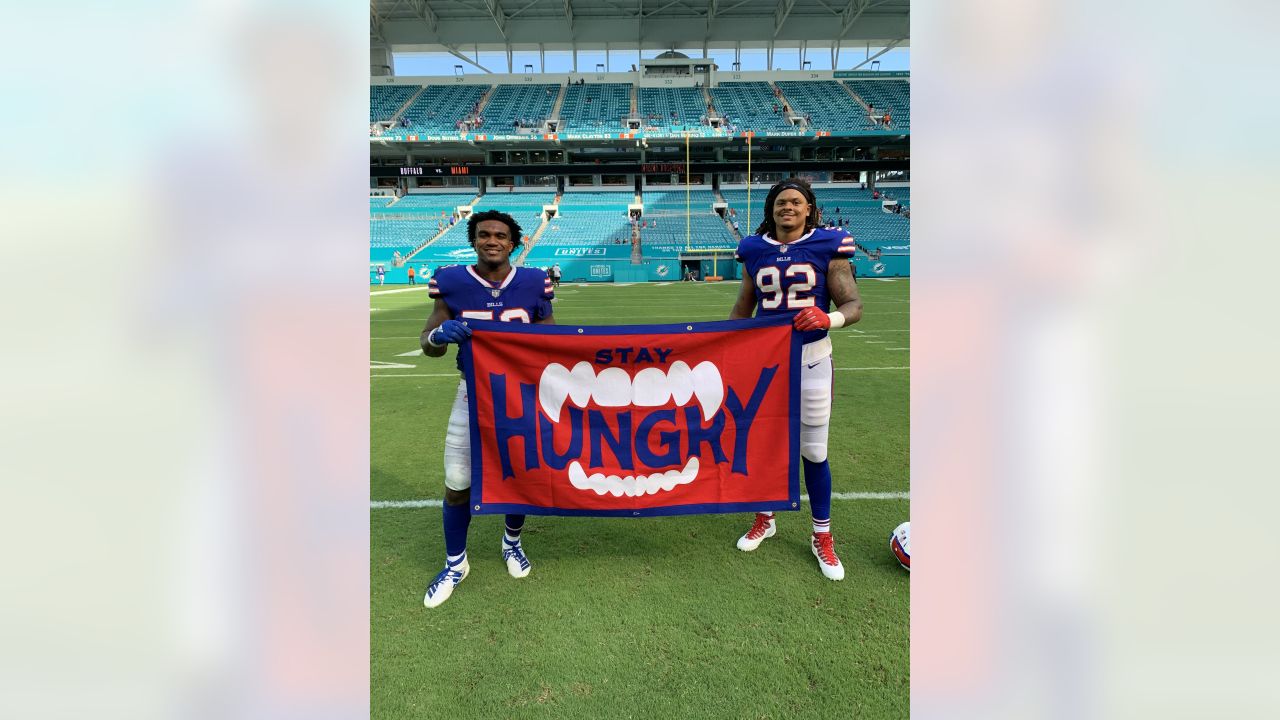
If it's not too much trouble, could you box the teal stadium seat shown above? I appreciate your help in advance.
[637,87,710,135]
[560,83,631,136]
[370,85,419,123]
[845,79,910,131]
[709,83,794,132]
[476,85,559,133]
[521,191,634,267]
[400,85,490,135]
[639,189,735,254]
[370,192,477,262]
[776,81,875,132]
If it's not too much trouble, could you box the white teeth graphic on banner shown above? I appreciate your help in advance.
[567,457,701,497]
[537,360,724,423]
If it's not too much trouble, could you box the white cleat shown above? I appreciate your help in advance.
[736,513,777,551]
[811,532,845,581]
[423,557,470,608]
[502,537,532,578]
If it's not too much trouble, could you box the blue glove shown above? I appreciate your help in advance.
[429,319,472,346]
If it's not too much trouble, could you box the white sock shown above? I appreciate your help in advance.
[447,551,466,566]
[503,532,521,545]
[812,518,830,535]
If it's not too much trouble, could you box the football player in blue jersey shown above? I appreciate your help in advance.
[729,177,864,580]
[418,209,556,608]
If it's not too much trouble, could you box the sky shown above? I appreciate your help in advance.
[392,47,910,77]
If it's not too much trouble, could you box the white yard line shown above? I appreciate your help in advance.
[371,491,908,509]
[370,287,432,296]
[372,373,459,378]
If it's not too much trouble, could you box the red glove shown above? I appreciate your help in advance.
[793,306,832,331]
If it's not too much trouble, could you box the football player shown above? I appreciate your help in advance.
[419,209,556,608]
[729,177,863,580]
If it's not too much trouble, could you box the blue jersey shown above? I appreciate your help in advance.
[428,264,554,323]
[735,227,856,345]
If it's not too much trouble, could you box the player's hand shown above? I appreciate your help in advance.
[430,319,473,345]
[793,306,833,331]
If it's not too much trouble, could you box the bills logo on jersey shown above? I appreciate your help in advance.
[460,316,802,517]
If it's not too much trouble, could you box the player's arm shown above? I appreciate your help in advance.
[420,298,469,357]
[729,272,757,319]
[826,257,863,324]
[793,259,863,330]
[536,314,556,325]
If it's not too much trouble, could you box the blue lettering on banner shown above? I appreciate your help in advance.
[490,366,776,480]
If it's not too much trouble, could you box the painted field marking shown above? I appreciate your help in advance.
[371,373,460,378]
[371,360,417,370]
[371,287,431,296]
[396,348,424,357]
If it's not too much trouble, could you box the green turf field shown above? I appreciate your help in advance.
[371,279,909,719]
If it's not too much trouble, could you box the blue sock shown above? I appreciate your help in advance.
[442,502,472,558]
[504,514,526,541]
[803,458,832,525]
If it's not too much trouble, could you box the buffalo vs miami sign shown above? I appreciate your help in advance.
[460,316,801,517]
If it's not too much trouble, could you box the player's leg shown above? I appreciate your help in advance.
[425,382,475,607]
[501,513,531,578]
[800,357,843,580]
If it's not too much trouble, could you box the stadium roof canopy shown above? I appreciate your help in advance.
[371,0,909,66]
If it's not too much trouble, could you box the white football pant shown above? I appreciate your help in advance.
[800,356,833,463]
[443,381,471,492]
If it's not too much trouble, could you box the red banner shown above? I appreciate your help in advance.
[460,316,801,517]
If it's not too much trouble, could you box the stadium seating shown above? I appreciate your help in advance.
[476,84,560,133]
[369,218,441,262]
[776,81,877,132]
[377,193,476,213]
[369,192,476,262]
[370,85,419,123]
[637,87,709,134]
[558,191,634,209]
[845,80,911,130]
[811,188,910,251]
[709,83,794,133]
[560,83,631,135]
[400,85,489,135]
[372,78,907,137]
[532,213,633,248]
[637,189,735,252]
[529,192,633,249]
